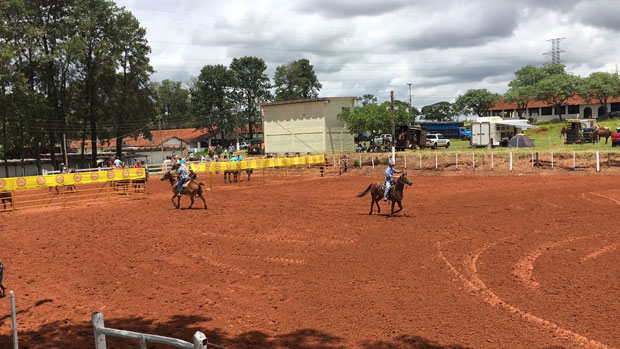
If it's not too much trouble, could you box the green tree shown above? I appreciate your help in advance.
[359,94,377,106]
[110,8,155,157]
[577,72,620,115]
[230,56,272,139]
[72,0,120,167]
[338,99,414,138]
[503,86,533,119]
[421,101,456,121]
[535,73,581,120]
[454,89,501,118]
[274,59,321,101]
[152,80,190,128]
[190,64,237,136]
[505,64,566,119]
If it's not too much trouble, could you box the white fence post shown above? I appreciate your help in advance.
[472,153,475,171]
[510,152,513,172]
[596,151,600,172]
[371,156,374,169]
[359,154,362,169]
[531,152,534,168]
[551,152,554,169]
[491,152,494,171]
[10,291,18,349]
[419,153,422,169]
[404,154,407,169]
[92,312,107,349]
[435,154,438,170]
[456,153,458,169]
[573,151,576,170]
[193,332,207,349]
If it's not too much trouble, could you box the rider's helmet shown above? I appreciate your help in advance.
[179,159,186,165]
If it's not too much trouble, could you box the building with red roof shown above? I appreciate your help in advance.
[488,95,620,121]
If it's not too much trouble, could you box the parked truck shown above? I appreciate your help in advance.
[395,126,427,150]
[425,133,450,149]
[471,117,535,147]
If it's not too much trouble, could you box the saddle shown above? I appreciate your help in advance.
[182,180,192,188]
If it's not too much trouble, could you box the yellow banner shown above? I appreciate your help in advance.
[0,168,146,191]
[186,155,325,173]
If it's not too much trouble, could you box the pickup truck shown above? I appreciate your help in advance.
[426,133,450,149]
[373,133,392,145]
[458,127,471,140]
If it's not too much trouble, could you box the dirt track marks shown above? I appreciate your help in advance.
[590,192,620,205]
[581,244,617,262]
[200,231,357,246]
[437,240,613,349]
[513,236,591,291]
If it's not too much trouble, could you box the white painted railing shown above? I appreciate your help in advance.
[92,312,214,349]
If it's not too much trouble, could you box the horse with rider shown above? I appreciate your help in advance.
[160,160,208,209]
[358,160,412,216]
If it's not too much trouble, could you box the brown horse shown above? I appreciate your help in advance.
[358,172,412,217]
[560,126,568,137]
[224,169,253,183]
[160,171,208,209]
[593,126,612,144]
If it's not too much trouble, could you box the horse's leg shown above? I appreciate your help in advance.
[171,193,178,208]
[369,198,374,214]
[390,200,395,217]
[188,194,195,209]
[176,194,181,209]
[395,200,403,213]
[200,192,207,209]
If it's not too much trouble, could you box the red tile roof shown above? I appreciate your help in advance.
[490,95,620,111]
[69,128,215,150]
[69,126,264,150]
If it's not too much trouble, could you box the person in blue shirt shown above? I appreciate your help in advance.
[230,153,243,162]
[384,160,401,201]
[176,160,189,196]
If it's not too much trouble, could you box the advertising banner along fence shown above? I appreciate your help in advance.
[0,168,146,191]
[183,155,326,173]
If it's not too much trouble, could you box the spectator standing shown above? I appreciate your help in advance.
[261,141,265,155]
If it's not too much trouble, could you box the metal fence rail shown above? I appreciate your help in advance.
[92,312,211,349]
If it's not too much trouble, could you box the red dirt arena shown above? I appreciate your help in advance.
[1,171,619,348]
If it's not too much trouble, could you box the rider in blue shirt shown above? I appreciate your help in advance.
[384,160,401,201]
[177,160,189,196]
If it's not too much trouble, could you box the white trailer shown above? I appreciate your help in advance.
[471,117,536,147]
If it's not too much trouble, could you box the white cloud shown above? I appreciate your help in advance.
[114,0,620,108]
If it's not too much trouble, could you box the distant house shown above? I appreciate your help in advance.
[489,95,620,121]
[261,97,357,154]
[69,128,215,164]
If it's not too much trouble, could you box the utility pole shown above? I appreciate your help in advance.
[160,112,166,163]
[62,133,69,168]
[390,90,395,163]
[407,83,412,113]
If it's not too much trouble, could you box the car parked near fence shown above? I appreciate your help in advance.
[425,133,450,149]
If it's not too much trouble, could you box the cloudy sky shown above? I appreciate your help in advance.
[114,0,620,109]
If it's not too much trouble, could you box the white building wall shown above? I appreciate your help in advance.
[263,98,357,154]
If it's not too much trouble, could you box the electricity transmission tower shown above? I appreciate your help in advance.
[543,38,565,65]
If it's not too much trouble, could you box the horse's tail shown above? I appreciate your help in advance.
[358,184,373,197]
[197,182,210,191]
